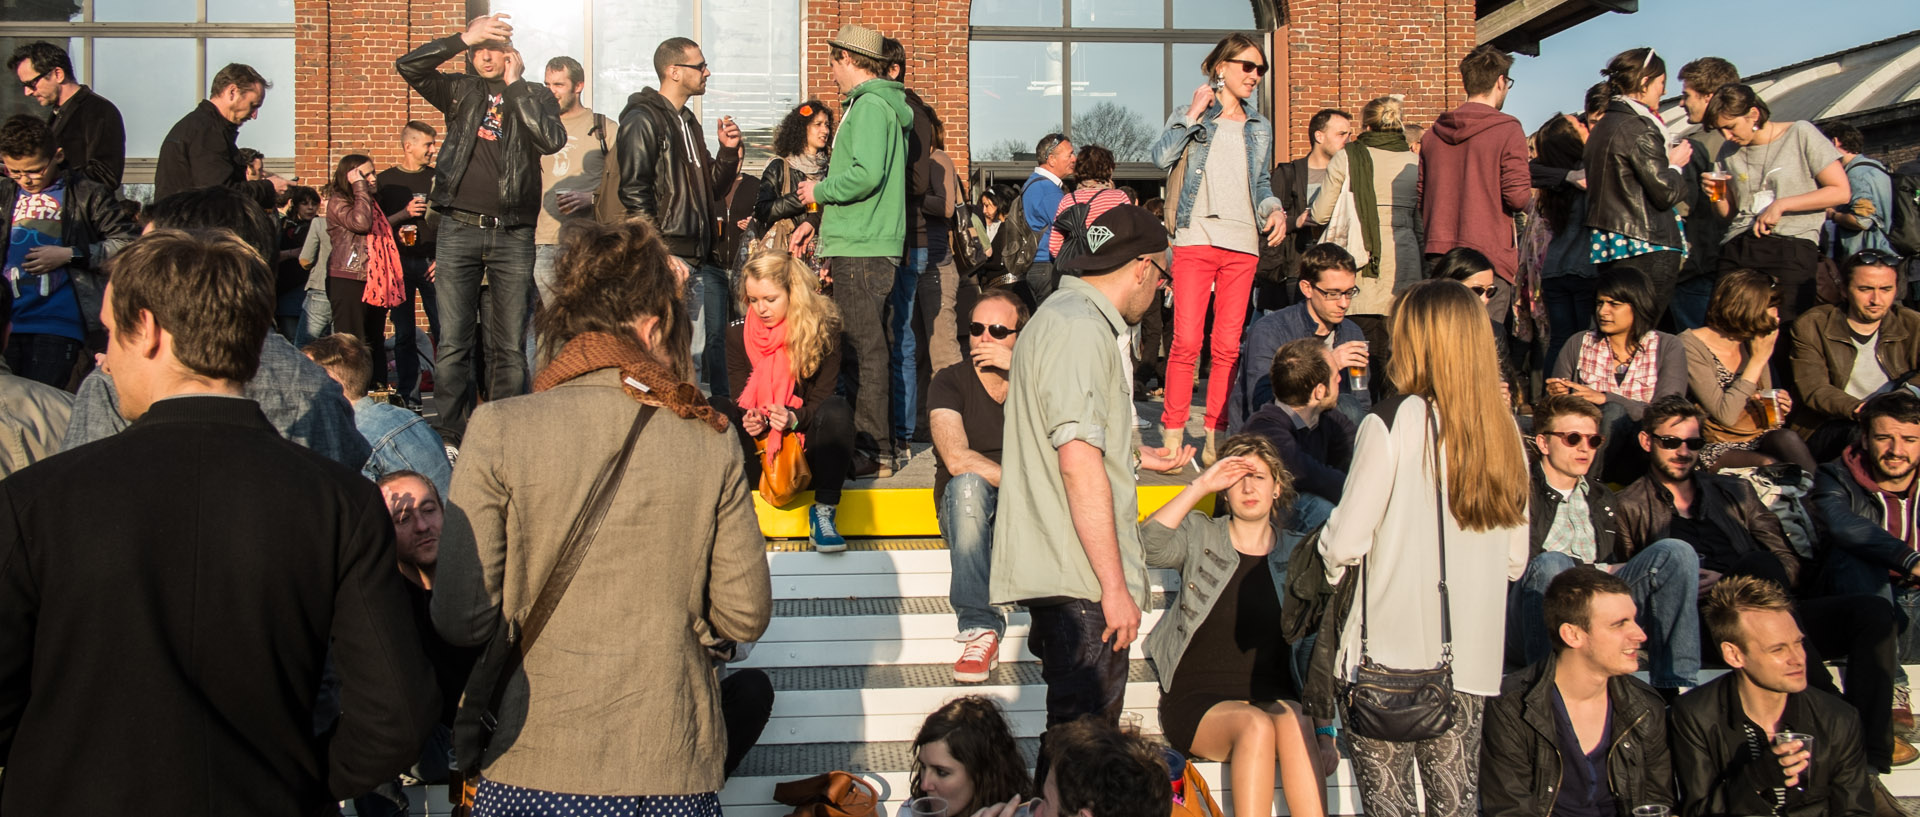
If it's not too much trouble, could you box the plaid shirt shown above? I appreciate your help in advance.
[1575,330,1664,404]
[1541,478,1598,563]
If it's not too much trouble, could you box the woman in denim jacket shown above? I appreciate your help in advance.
[1152,33,1287,466]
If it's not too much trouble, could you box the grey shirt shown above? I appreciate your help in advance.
[990,274,1150,610]
[1718,120,1843,244]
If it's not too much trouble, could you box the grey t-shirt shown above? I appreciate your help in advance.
[1717,120,1842,244]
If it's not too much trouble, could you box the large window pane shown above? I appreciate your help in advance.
[971,0,1063,28]
[701,0,800,161]
[208,39,296,157]
[96,0,195,22]
[970,41,1063,163]
[488,0,587,98]
[1173,1,1256,29]
[1070,43,1163,162]
[1071,0,1162,29]
[591,0,693,117]
[0,37,82,127]
[93,38,196,158]
[208,0,294,23]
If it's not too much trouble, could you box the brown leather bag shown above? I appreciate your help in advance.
[772,771,880,817]
[757,433,812,507]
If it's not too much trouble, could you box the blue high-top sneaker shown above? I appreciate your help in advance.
[810,503,847,553]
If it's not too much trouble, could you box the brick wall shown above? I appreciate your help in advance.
[802,0,970,176]
[1278,0,1475,157]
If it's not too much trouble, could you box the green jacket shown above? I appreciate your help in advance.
[818,78,912,258]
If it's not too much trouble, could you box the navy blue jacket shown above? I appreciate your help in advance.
[1241,402,1354,502]
[1227,302,1367,433]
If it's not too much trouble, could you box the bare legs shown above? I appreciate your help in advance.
[1186,699,1326,817]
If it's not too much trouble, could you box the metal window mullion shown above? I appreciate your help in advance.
[689,0,702,124]
[583,0,594,108]
[197,0,207,23]
[1060,39,1071,139]
[196,37,206,99]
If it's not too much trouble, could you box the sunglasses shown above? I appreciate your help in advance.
[1466,284,1496,299]
[970,322,1017,340]
[1650,434,1705,451]
[1850,249,1905,268]
[1543,431,1605,450]
[674,62,709,72]
[19,69,48,92]
[1219,58,1268,78]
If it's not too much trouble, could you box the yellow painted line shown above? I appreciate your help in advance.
[753,485,1212,539]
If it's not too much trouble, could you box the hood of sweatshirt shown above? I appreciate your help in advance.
[844,78,914,129]
[623,86,687,122]
[1430,101,1517,146]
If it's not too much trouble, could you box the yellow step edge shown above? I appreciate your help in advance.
[752,485,1213,539]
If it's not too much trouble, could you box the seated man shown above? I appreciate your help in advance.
[1227,242,1369,433]
[1790,251,1920,459]
[1619,395,1906,771]
[1510,395,1699,693]
[1482,567,1673,817]
[1241,336,1355,508]
[0,284,72,477]
[929,290,1022,683]
[302,333,452,497]
[1672,576,1874,816]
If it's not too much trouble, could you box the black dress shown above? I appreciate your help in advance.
[1158,550,1296,753]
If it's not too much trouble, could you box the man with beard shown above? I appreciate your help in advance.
[1790,251,1920,459]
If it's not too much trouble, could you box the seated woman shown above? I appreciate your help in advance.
[1679,268,1816,472]
[1547,266,1687,481]
[1143,434,1333,817]
[724,253,855,551]
[907,696,1033,816]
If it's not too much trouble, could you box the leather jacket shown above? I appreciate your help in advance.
[1809,453,1920,583]
[1614,471,1803,587]
[754,156,817,231]
[616,87,741,264]
[1480,653,1673,817]
[1670,672,1873,817]
[324,180,378,281]
[0,170,138,338]
[1788,303,1920,421]
[1528,459,1623,562]
[395,36,566,227]
[1583,99,1686,247]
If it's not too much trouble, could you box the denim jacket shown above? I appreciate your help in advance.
[1151,100,1283,230]
[353,397,453,497]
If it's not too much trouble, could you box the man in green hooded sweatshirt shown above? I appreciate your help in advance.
[798,23,913,476]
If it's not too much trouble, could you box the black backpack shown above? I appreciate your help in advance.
[1889,164,1920,258]
[998,177,1043,279]
[1048,189,1100,271]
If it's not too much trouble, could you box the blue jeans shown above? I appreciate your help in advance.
[939,473,1003,636]
[1542,275,1595,369]
[1669,274,1714,331]
[686,260,730,399]
[1507,540,1701,687]
[391,255,437,404]
[888,248,928,440]
[296,288,332,347]
[433,219,534,439]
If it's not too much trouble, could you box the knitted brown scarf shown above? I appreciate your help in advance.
[533,331,729,433]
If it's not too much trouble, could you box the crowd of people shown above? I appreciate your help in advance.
[6,11,1920,817]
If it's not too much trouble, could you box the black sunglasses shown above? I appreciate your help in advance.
[1466,284,1496,299]
[970,322,1017,340]
[674,62,709,72]
[1850,249,1905,268]
[1219,58,1268,78]
[1650,434,1705,451]
[1542,431,1604,450]
[19,69,48,92]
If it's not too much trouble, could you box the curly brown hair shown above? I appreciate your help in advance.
[1046,718,1170,817]
[908,697,1031,812]
[535,217,693,379]
[771,100,834,160]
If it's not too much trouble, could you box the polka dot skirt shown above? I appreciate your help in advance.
[471,777,722,817]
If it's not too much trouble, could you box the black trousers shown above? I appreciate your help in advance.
[1719,233,1821,322]
[721,669,775,779]
[1028,597,1131,786]
[326,276,389,388]
[1599,249,1683,321]
[733,395,855,506]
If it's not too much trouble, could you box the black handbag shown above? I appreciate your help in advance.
[1343,406,1456,743]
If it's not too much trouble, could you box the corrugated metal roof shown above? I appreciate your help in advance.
[1661,29,1920,127]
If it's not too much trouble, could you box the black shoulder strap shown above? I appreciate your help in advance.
[592,113,610,155]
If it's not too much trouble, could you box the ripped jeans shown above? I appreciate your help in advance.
[939,472,1003,636]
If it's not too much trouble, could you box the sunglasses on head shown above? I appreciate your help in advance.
[1651,433,1705,451]
[970,322,1017,339]
[1543,431,1604,450]
[1850,249,1905,268]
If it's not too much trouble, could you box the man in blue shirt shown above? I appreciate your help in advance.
[1820,122,1895,258]
[1227,242,1369,432]
[1022,132,1074,302]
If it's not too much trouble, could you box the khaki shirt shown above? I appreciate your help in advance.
[0,368,73,478]
[535,106,611,245]
[990,275,1150,610]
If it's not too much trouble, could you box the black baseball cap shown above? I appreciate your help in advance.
[1055,204,1170,273]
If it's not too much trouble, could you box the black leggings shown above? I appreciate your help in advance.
[326,276,389,387]
[734,395,855,505]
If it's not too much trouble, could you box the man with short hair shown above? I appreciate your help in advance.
[1481,567,1674,817]
[1790,252,1920,457]
[7,41,124,188]
[397,13,567,442]
[1241,337,1354,506]
[1510,394,1700,693]
[616,37,740,395]
[0,229,438,813]
[1034,719,1173,817]
[1420,44,1530,326]
[993,204,1194,745]
[880,36,950,448]
[1673,56,1741,324]
[302,333,453,497]
[1228,242,1369,432]
[0,113,137,388]
[154,62,290,204]
[1023,132,1076,302]
[1820,121,1896,259]
[1671,576,1874,816]
[1264,109,1351,310]
[374,120,441,407]
[796,24,914,474]
[0,283,72,477]
[536,56,613,307]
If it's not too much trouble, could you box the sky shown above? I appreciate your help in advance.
[1504,0,1920,133]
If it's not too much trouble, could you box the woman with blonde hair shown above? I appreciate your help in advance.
[1310,95,1422,329]
[1318,279,1530,817]
[724,253,855,551]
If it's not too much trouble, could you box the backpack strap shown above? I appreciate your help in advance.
[591,113,610,155]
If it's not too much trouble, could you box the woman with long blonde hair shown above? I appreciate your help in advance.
[724,253,855,550]
[1318,279,1530,817]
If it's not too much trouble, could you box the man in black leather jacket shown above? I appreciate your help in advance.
[616,37,742,397]
[1482,567,1673,817]
[1811,390,1920,667]
[396,14,565,442]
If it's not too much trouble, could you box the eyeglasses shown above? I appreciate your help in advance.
[1650,434,1705,451]
[1146,256,1167,279]
[969,322,1017,340]
[674,62,709,73]
[1466,284,1496,300]
[1543,431,1605,450]
[1,162,50,181]
[1503,75,1517,88]
[1219,58,1268,78]
[18,69,48,92]
[1312,284,1361,300]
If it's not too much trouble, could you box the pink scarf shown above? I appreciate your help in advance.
[738,318,804,456]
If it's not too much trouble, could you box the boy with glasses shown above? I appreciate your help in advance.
[1226,242,1370,432]
[1508,394,1701,697]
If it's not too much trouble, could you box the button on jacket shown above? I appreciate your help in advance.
[395,35,567,227]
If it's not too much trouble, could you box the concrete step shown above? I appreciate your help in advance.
[762,547,1181,601]
[744,594,1173,668]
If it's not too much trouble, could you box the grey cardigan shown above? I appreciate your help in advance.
[1141,512,1287,693]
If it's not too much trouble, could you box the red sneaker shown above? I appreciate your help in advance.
[953,630,1001,683]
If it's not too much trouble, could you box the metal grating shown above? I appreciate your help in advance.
[734,738,1041,778]
[766,537,949,552]
[759,660,1157,692]
[770,593,1175,619]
